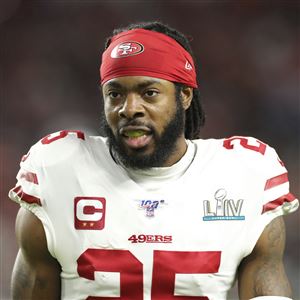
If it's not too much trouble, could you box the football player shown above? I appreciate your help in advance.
[9,21,298,300]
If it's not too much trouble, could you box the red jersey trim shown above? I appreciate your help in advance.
[12,186,42,206]
[262,193,296,214]
[264,173,288,191]
[19,171,39,185]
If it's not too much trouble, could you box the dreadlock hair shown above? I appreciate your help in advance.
[104,21,205,140]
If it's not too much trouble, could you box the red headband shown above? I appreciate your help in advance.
[100,29,198,88]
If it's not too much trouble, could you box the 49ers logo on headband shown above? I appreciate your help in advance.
[111,41,144,58]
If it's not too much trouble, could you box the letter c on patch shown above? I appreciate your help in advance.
[74,197,106,230]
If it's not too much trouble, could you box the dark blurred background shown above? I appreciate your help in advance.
[0,1,299,299]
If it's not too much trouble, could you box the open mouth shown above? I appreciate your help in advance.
[120,127,153,149]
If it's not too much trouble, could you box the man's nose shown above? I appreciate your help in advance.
[118,94,145,119]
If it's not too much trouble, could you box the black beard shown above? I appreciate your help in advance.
[102,97,185,170]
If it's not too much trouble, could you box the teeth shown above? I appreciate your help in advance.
[125,130,146,138]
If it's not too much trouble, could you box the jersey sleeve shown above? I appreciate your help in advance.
[223,136,298,218]
[9,145,42,207]
[260,144,298,219]
[221,136,298,257]
[242,139,299,256]
[9,138,58,258]
[8,130,89,258]
[9,130,87,209]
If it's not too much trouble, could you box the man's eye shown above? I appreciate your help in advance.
[144,90,158,97]
[108,92,121,98]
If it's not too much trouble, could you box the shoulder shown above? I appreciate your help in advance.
[221,136,278,160]
[220,136,288,182]
[9,130,110,207]
[22,130,107,168]
[194,136,284,172]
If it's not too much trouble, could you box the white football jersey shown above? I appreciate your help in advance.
[9,130,299,300]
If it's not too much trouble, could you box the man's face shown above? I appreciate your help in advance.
[102,76,185,169]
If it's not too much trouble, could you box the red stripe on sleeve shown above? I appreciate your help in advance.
[19,171,39,184]
[12,185,41,206]
[262,193,296,214]
[12,185,22,194]
[264,173,288,190]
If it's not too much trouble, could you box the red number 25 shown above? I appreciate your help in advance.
[77,249,221,300]
[223,136,266,155]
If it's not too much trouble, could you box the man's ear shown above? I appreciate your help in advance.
[180,86,193,110]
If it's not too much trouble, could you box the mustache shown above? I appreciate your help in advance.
[117,120,154,132]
